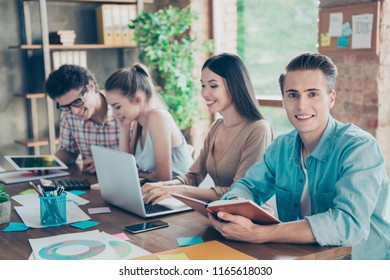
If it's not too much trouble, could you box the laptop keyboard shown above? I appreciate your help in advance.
[144,203,172,214]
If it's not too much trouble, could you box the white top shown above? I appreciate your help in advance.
[300,150,311,218]
[135,130,193,177]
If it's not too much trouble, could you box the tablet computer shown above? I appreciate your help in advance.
[4,155,68,170]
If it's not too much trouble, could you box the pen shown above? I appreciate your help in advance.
[37,184,47,197]
[57,186,65,196]
[29,181,44,196]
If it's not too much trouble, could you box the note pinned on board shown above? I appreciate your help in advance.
[342,21,352,37]
[352,13,374,49]
[338,36,349,48]
[320,33,331,47]
[352,14,374,49]
[328,12,343,36]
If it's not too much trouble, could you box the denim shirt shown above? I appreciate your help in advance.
[223,116,390,260]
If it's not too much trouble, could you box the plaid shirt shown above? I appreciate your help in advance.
[58,105,119,160]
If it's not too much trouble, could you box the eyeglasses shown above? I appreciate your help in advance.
[56,85,88,112]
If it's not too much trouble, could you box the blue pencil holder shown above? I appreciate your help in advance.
[39,193,67,227]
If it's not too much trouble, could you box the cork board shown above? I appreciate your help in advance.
[318,1,381,55]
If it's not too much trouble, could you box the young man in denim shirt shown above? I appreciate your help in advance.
[209,53,390,260]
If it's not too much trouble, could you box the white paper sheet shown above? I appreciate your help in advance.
[12,191,89,206]
[29,230,118,260]
[28,231,151,260]
[14,201,90,228]
[328,12,343,36]
[101,232,150,259]
[352,13,373,49]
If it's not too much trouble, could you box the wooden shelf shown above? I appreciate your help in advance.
[15,93,46,99]
[15,138,59,148]
[9,44,137,50]
[15,0,143,155]
[256,95,283,108]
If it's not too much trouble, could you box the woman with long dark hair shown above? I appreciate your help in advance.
[142,53,273,204]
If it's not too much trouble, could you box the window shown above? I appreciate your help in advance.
[237,0,319,135]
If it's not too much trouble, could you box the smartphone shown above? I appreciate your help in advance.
[124,220,169,234]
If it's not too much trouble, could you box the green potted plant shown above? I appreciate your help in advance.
[129,5,213,140]
[0,184,11,224]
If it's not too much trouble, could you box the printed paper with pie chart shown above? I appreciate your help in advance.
[28,230,150,260]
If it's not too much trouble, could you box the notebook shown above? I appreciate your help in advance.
[91,145,191,218]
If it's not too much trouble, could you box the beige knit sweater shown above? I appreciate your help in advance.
[177,118,272,199]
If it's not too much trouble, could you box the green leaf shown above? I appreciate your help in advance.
[0,184,10,203]
[129,5,213,129]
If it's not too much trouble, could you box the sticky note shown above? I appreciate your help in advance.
[158,253,189,260]
[177,236,204,247]
[70,220,100,229]
[19,189,37,195]
[342,21,352,37]
[338,36,348,48]
[88,207,111,214]
[320,33,331,47]
[69,190,86,196]
[113,232,129,241]
[2,222,29,232]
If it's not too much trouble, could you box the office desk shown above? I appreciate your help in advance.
[0,165,351,260]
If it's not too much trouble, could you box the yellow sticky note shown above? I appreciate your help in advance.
[19,189,37,195]
[321,33,331,47]
[158,253,189,260]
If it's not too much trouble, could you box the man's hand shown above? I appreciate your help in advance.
[82,157,96,174]
[208,211,264,243]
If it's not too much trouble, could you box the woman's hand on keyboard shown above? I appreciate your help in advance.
[142,182,186,205]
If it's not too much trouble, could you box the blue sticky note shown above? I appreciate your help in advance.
[342,21,352,37]
[70,220,100,229]
[177,236,204,247]
[2,222,29,232]
[69,190,86,196]
[338,36,348,48]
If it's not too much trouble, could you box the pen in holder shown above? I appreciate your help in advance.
[39,192,67,227]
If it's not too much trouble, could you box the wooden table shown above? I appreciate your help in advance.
[0,164,351,260]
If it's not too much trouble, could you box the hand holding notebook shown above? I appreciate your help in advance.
[171,193,280,225]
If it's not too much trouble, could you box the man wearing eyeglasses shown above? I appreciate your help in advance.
[45,64,120,174]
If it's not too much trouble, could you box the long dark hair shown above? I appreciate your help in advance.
[202,53,264,120]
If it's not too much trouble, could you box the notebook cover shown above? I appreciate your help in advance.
[206,200,280,225]
[172,193,280,225]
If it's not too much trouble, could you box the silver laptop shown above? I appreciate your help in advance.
[91,145,191,218]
